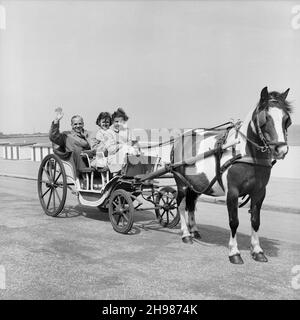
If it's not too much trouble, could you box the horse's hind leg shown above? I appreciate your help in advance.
[177,188,193,244]
[227,187,244,264]
[250,188,268,262]
[186,189,201,239]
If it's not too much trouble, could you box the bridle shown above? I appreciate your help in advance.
[236,104,289,154]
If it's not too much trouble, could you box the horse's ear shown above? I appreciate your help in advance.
[281,88,290,101]
[260,86,269,102]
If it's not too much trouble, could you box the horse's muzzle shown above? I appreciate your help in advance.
[270,143,289,159]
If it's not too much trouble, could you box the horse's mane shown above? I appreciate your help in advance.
[257,91,293,114]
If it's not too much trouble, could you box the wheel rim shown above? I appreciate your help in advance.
[155,188,180,228]
[38,155,67,216]
[159,192,177,224]
[111,195,130,227]
[109,190,134,233]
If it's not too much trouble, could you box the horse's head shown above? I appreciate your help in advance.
[254,86,292,159]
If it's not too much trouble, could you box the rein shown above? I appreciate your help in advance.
[139,121,236,150]
[235,129,270,153]
[235,109,288,153]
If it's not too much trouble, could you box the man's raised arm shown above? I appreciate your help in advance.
[49,107,66,147]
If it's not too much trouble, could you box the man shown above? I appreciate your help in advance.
[49,108,91,176]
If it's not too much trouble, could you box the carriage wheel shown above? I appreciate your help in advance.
[108,189,134,234]
[37,154,67,217]
[155,186,180,228]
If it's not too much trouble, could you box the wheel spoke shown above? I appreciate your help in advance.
[53,161,57,181]
[47,189,53,209]
[161,196,167,204]
[117,195,122,205]
[42,187,51,198]
[48,161,54,180]
[113,200,119,208]
[121,197,126,206]
[168,210,175,218]
[54,188,61,205]
[52,187,56,209]
[116,213,122,225]
[43,164,52,182]
[160,208,167,218]
[168,199,176,206]
[122,213,129,222]
[54,171,62,184]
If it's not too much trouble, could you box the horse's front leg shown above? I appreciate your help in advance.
[250,188,268,262]
[227,187,244,264]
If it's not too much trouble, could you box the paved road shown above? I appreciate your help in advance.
[0,176,300,300]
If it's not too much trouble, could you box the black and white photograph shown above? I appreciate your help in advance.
[0,0,300,303]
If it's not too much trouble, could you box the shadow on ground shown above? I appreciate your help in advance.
[57,205,280,257]
[194,224,280,257]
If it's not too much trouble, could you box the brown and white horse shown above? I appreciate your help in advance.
[172,87,292,264]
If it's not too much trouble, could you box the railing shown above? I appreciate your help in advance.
[31,143,53,161]
[0,142,53,161]
[0,142,35,160]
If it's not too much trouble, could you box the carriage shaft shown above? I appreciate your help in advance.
[137,140,238,182]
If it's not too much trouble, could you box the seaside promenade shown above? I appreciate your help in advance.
[0,159,299,214]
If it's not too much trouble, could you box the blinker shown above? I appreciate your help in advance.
[286,116,292,129]
[257,111,266,127]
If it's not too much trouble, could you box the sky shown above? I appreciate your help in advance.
[0,0,300,134]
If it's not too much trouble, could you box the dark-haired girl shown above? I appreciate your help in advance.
[90,112,112,154]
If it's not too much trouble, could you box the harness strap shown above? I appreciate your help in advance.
[173,154,242,195]
[214,128,232,192]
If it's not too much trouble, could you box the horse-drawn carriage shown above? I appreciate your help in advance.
[37,87,293,264]
[37,151,180,233]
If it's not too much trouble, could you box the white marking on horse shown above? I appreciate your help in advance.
[268,107,285,142]
[178,198,190,238]
[269,107,288,157]
[251,228,263,254]
[229,233,240,256]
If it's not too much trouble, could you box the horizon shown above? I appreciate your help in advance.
[1,1,300,134]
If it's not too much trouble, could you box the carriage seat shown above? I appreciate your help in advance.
[122,154,159,177]
[80,149,96,158]
[78,166,95,173]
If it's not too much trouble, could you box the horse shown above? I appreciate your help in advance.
[171,87,292,264]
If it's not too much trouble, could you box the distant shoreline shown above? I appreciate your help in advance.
[0,133,48,139]
[1,124,300,146]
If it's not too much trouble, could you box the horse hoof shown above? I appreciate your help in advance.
[193,231,201,239]
[252,252,268,262]
[182,236,193,244]
[229,254,244,264]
